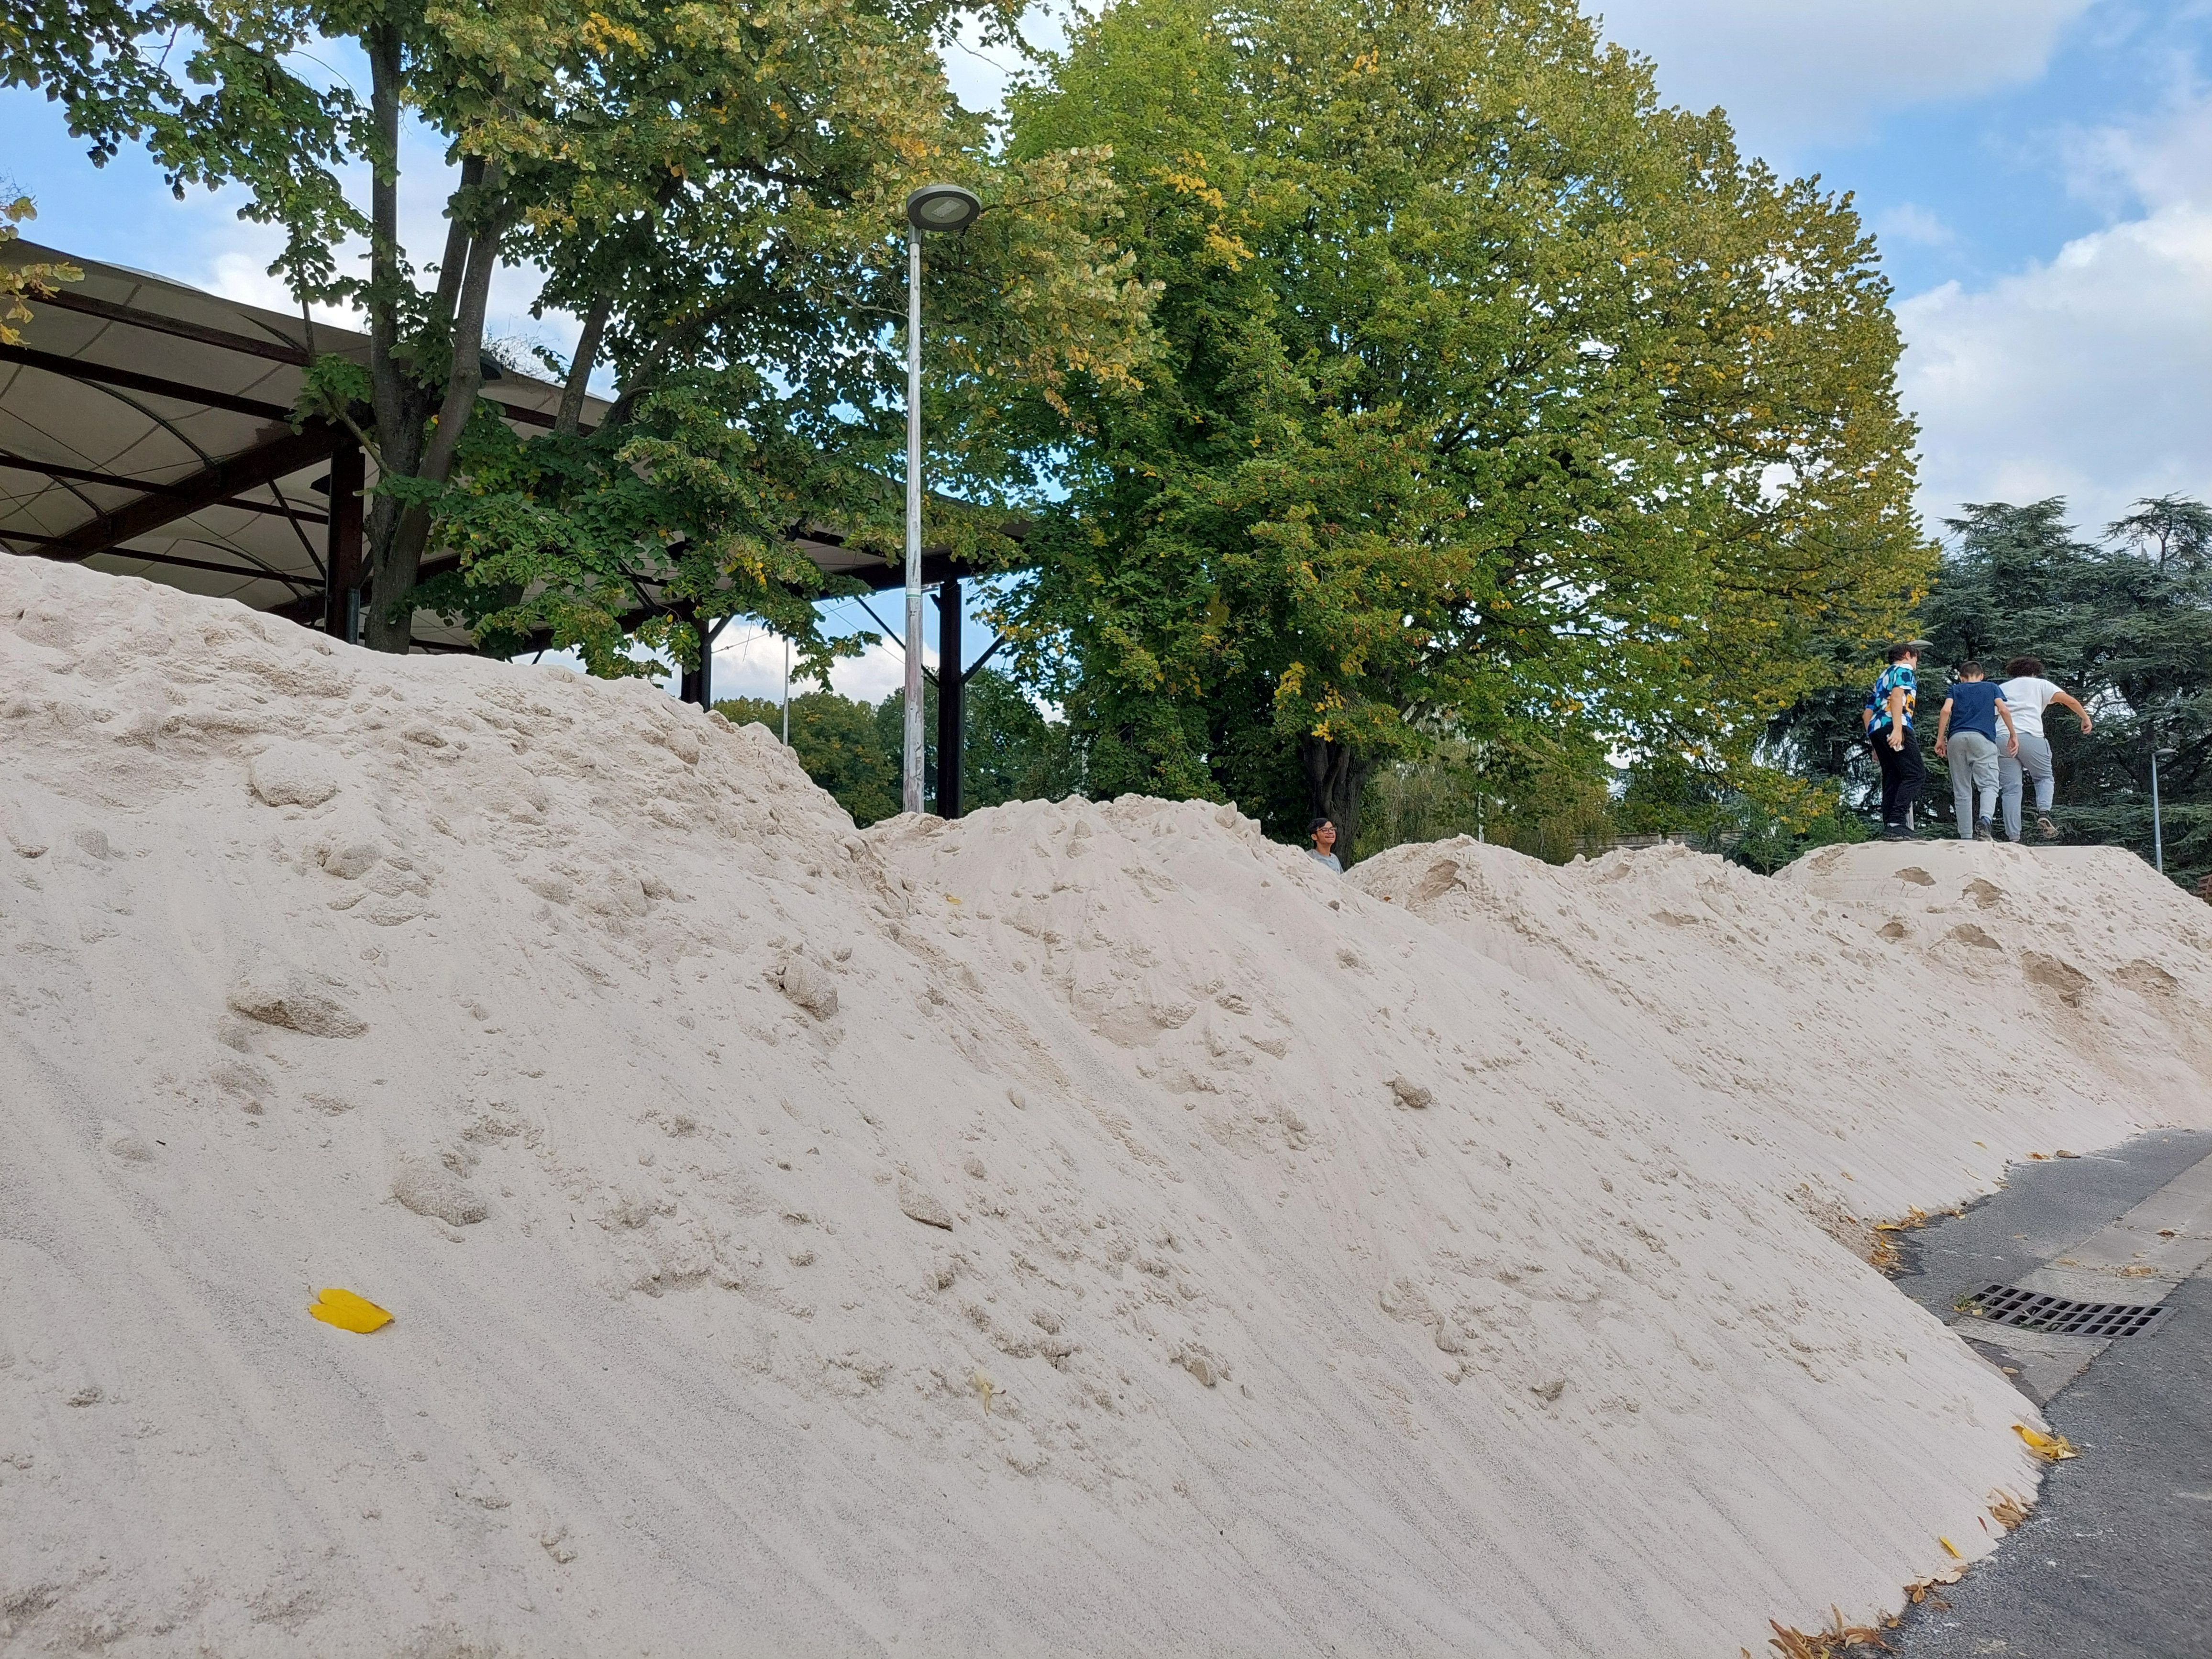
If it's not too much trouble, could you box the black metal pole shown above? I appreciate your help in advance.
[680,613,712,708]
[936,576,963,818]
[323,439,364,642]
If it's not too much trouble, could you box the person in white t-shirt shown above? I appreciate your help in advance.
[1997,656,2093,841]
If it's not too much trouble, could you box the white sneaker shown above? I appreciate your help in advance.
[2036,814,2058,839]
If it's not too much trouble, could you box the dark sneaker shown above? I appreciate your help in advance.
[1882,827,1911,841]
[1974,820,1995,842]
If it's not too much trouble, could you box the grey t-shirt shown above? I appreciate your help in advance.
[1307,850,1342,873]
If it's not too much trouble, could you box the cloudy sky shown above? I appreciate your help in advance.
[1595,0,2212,543]
[5,1,2209,699]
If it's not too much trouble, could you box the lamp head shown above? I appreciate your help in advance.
[906,183,982,233]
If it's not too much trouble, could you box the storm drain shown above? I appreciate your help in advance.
[1968,1283,2169,1338]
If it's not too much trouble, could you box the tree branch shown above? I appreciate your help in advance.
[372,172,510,650]
[364,26,406,455]
[431,154,487,333]
[557,288,612,436]
[420,197,507,487]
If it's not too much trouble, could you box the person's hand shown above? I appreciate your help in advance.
[2080,717,2093,735]
[1934,738,1947,758]
[2007,738,2019,756]
[1888,730,1903,751]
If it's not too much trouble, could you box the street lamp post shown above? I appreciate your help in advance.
[2152,742,2177,874]
[901,183,982,816]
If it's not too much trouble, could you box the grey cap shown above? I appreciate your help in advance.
[1904,638,1933,652]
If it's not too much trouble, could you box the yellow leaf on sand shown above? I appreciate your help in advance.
[1939,1537,1963,1559]
[310,1287,393,1333]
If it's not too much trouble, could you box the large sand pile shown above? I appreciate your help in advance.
[1351,833,2212,1246]
[3,557,2208,1658]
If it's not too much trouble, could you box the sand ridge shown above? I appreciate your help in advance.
[3,557,2207,1657]
[1352,834,2212,1237]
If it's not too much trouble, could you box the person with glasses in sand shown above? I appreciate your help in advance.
[1996,656,2092,842]
[1307,817,1343,872]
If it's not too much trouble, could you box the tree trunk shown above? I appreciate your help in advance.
[429,157,483,331]
[1299,734,1373,865]
[678,612,712,708]
[360,27,412,653]
[357,45,493,655]
[367,180,507,653]
[556,290,612,437]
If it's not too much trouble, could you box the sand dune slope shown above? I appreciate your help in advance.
[1351,835,2212,1238]
[2,558,2205,1658]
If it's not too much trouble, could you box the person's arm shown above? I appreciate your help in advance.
[1886,685,1907,748]
[1998,698,2018,753]
[2051,689,2092,734]
[1935,696,1954,757]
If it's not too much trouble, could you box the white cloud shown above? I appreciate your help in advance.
[1874,203,1958,248]
[204,244,361,329]
[1897,75,2212,532]
[1593,0,2096,150]
[709,616,925,707]
[1899,203,2212,532]
[2060,78,2212,213]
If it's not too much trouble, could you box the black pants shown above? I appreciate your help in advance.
[1874,732,1924,830]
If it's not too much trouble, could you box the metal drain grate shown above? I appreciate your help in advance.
[1969,1283,2168,1338]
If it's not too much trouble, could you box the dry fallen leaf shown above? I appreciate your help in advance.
[1766,1605,1896,1657]
[1904,1570,1963,1604]
[2013,1422,2079,1461]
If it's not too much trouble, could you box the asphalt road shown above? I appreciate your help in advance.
[1885,1128,2212,1659]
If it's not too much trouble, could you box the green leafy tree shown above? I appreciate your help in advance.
[2107,494,2212,575]
[718,692,903,825]
[874,665,1078,813]
[720,666,1073,825]
[955,667,1072,808]
[1355,735,1616,865]
[0,189,79,343]
[999,0,1931,859]
[1915,498,2212,884]
[5,0,1153,667]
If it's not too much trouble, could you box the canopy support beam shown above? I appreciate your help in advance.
[935,576,964,818]
[42,421,341,558]
[323,440,365,642]
[0,342,295,420]
[0,452,328,524]
[1,535,318,590]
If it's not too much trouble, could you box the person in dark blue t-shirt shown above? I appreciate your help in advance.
[1934,661,2018,841]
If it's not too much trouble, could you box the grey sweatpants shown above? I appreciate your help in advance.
[1999,731,2055,841]
[1946,730,2000,835]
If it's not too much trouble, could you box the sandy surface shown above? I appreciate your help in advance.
[3,557,2208,1657]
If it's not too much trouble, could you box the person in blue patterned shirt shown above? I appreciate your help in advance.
[1867,641,1925,839]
